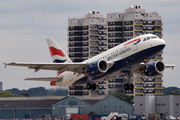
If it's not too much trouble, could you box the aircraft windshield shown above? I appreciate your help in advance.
[151,36,157,39]
[143,36,158,42]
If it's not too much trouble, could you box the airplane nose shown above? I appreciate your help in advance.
[158,38,166,50]
[161,39,166,46]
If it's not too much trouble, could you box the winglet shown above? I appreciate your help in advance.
[3,63,7,68]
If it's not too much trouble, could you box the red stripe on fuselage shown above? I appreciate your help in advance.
[123,38,140,46]
[57,71,64,77]
[49,47,66,57]
[51,71,64,86]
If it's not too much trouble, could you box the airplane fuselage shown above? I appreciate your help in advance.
[52,34,166,86]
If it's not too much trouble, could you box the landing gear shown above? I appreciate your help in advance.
[124,83,134,90]
[86,83,96,90]
[86,83,92,90]
[92,83,97,90]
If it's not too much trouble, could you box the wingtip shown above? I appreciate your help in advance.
[3,62,7,68]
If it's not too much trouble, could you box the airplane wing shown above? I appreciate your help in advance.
[133,63,176,75]
[24,77,61,81]
[165,64,176,70]
[5,61,114,73]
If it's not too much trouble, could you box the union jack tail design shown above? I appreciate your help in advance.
[46,37,72,63]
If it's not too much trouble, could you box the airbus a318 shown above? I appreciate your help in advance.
[5,34,175,90]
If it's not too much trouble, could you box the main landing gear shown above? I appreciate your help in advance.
[86,83,97,90]
[124,82,134,90]
[124,71,134,90]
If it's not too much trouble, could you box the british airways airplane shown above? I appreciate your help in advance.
[5,34,175,90]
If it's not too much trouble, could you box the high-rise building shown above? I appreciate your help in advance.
[67,6,163,98]
[68,11,108,96]
[107,6,163,97]
[68,11,107,62]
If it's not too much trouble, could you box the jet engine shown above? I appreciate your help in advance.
[86,60,108,76]
[144,61,165,76]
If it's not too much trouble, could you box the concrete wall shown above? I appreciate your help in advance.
[135,96,180,119]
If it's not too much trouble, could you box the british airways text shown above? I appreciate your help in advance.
[107,46,131,61]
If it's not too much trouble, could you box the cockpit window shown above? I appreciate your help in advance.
[147,37,150,40]
[151,36,157,39]
[143,38,146,41]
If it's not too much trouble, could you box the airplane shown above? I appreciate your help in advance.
[4,34,175,91]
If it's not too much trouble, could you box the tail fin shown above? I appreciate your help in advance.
[46,37,72,63]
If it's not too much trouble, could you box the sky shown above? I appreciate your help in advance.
[0,0,180,90]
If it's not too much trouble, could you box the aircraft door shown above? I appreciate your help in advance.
[68,72,73,81]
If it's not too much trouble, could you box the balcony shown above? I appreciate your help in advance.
[155,92,163,95]
[135,80,143,83]
[155,75,163,78]
[90,49,98,52]
[154,28,163,32]
[155,80,163,84]
[154,56,163,61]
[143,84,155,88]
[135,91,144,95]
[134,22,143,26]
[90,27,98,30]
[135,86,143,89]
[90,36,98,41]
[134,27,143,31]
[90,41,98,46]
[154,23,163,26]
[155,86,163,89]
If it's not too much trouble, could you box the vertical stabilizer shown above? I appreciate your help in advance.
[46,37,72,63]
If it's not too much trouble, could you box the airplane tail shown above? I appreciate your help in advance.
[46,37,72,63]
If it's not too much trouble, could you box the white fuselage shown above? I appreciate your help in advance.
[55,34,165,86]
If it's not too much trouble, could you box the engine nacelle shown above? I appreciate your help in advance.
[86,60,108,76]
[144,61,165,76]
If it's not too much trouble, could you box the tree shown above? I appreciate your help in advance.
[0,91,17,97]
[21,92,30,97]
[109,92,133,104]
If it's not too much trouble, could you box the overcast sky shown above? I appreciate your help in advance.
[0,0,179,90]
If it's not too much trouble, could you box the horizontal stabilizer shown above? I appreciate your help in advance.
[165,64,176,70]
[24,77,61,81]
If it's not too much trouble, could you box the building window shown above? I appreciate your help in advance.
[162,103,166,106]
[140,104,142,106]
[177,103,179,106]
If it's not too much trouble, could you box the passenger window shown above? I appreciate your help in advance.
[143,38,146,41]
[147,37,150,40]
